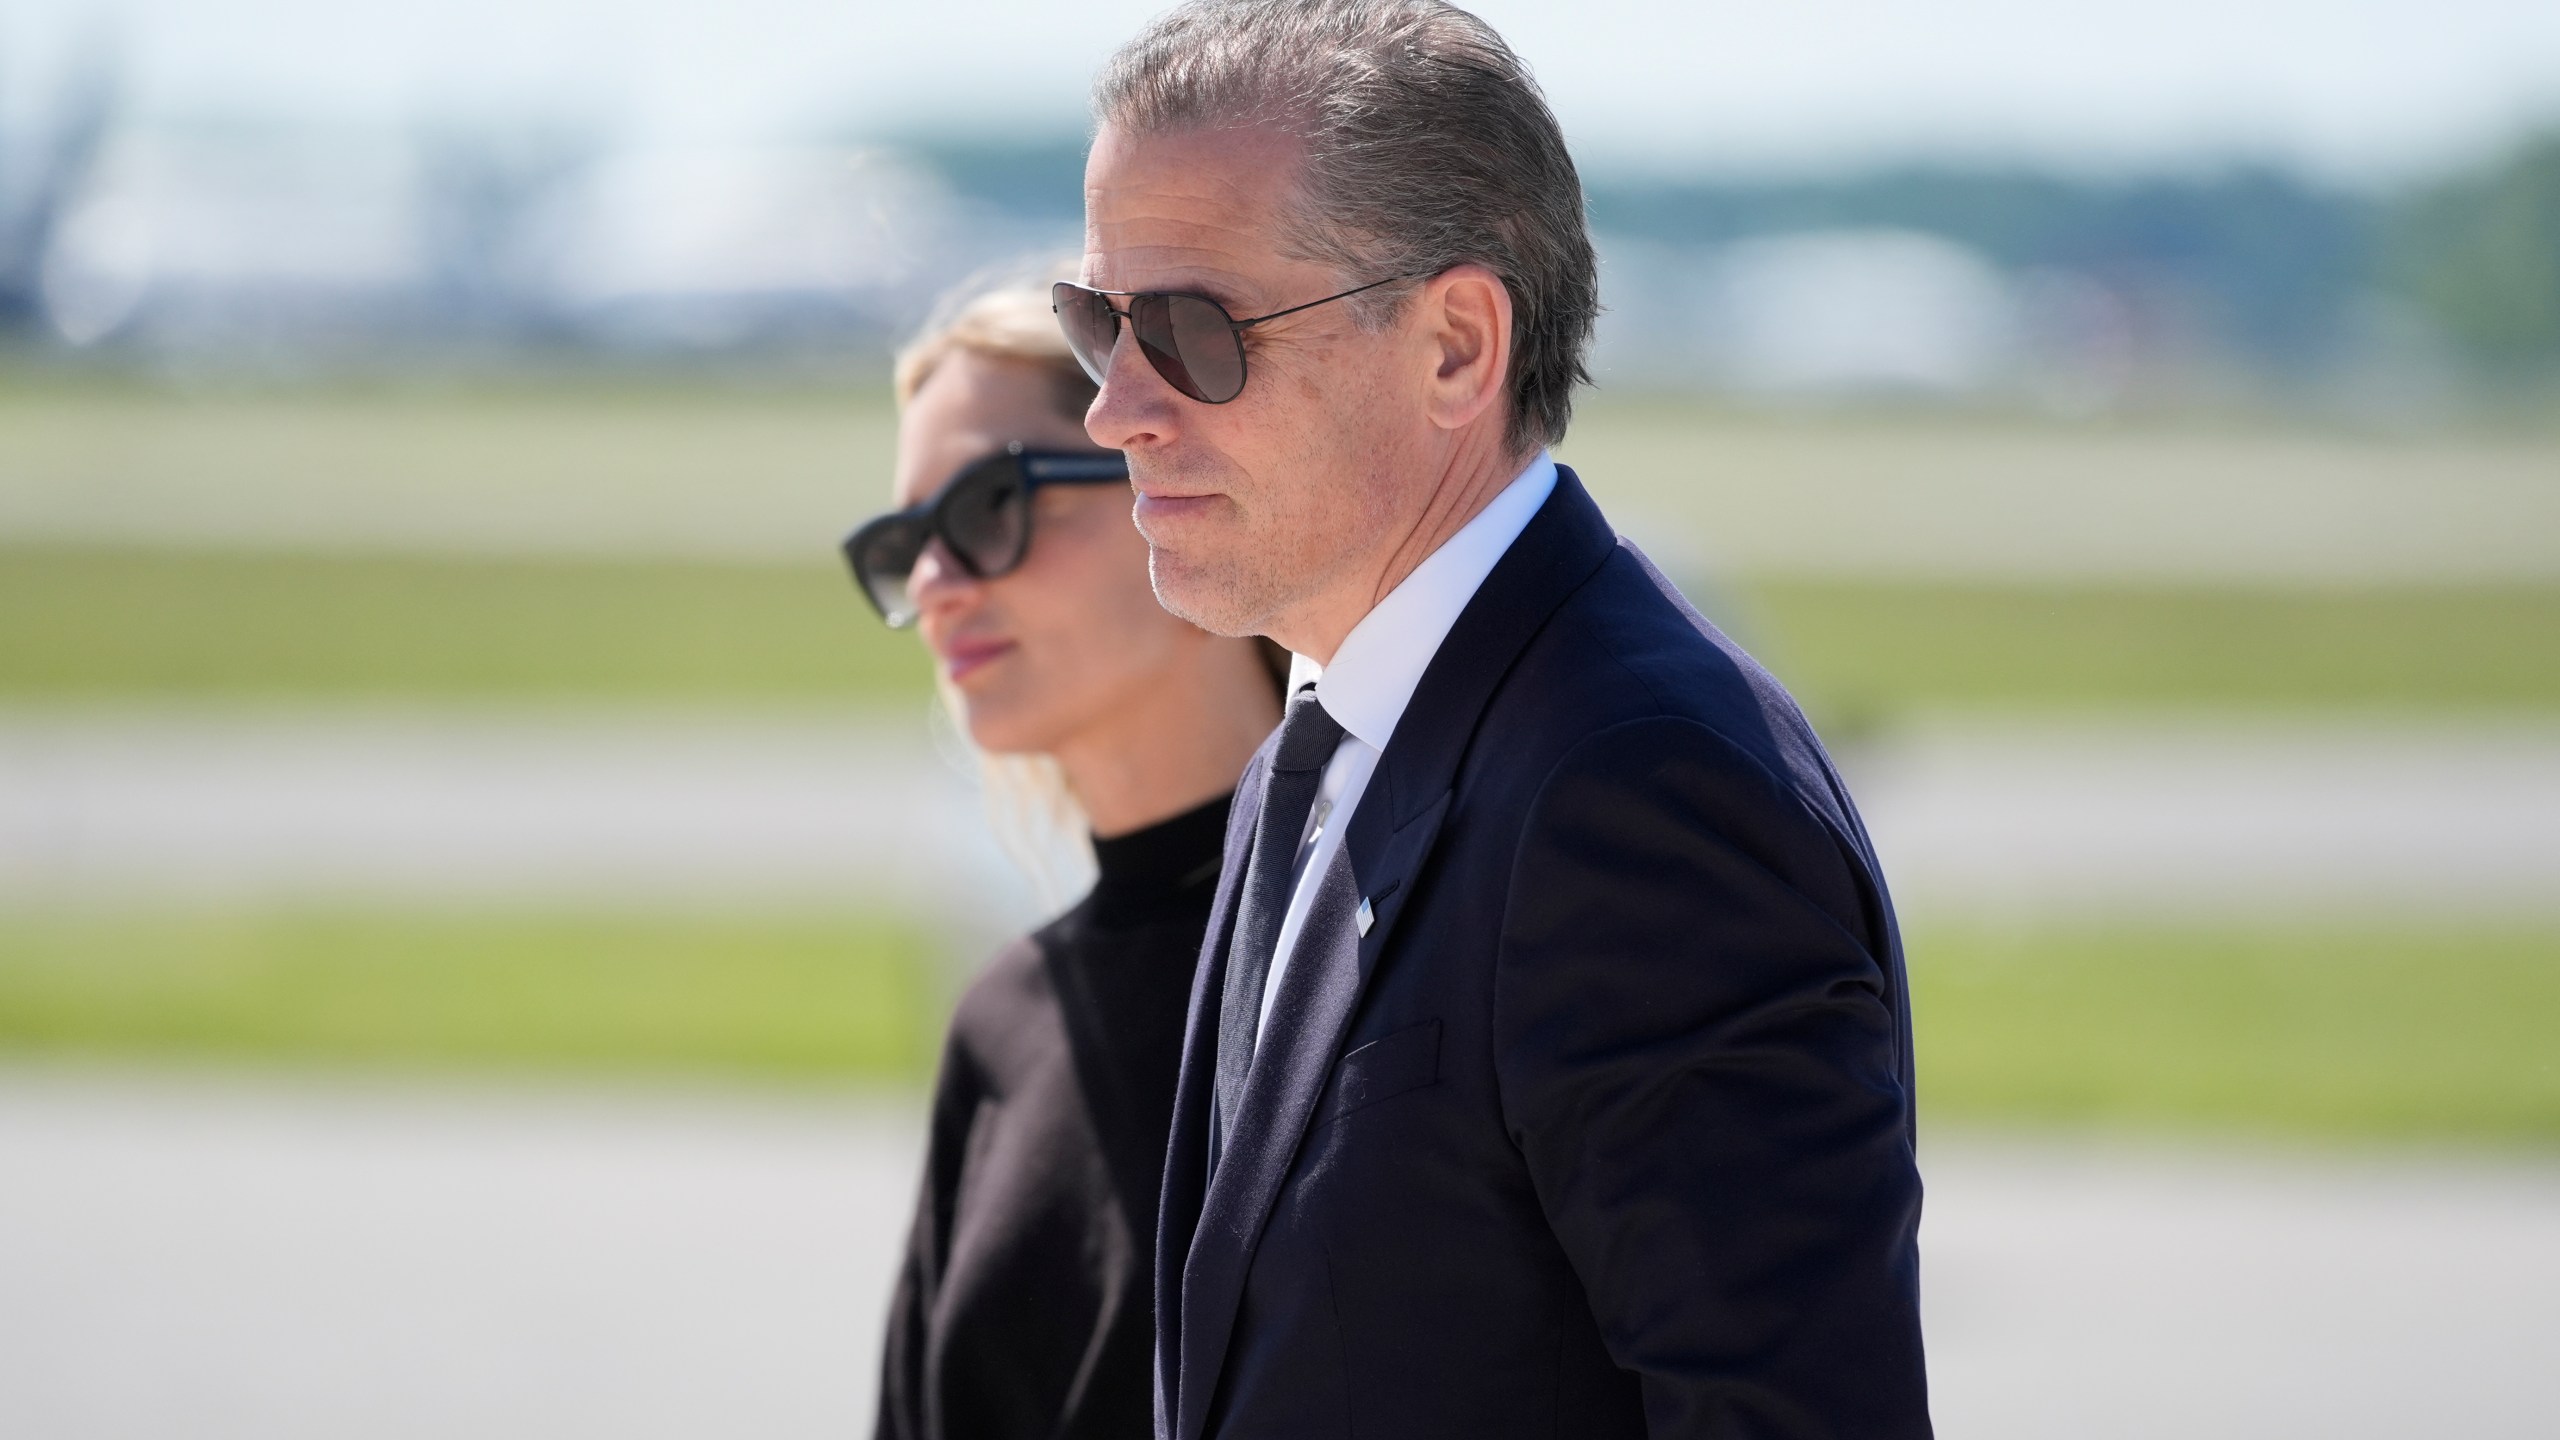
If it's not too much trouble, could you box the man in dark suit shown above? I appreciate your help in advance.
[1056,3,1930,1435]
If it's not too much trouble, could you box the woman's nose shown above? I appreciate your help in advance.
[906,536,979,615]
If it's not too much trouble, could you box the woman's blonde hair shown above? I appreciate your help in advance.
[896,261,1101,909]
[897,260,1288,911]
[895,261,1100,417]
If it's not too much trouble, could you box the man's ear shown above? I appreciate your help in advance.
[1419,264,1513,434]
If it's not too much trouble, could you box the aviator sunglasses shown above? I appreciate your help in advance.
[841,442,1131,628]
[1052,273,1417,405]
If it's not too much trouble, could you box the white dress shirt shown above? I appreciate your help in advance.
[1254,450,1560,1037]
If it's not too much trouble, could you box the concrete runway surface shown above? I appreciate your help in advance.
[4,709,2555,1433]
[0,1070,2553,1440]
[6,708,2556,917]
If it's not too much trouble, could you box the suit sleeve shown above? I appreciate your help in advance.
[1492,716,1929,1439]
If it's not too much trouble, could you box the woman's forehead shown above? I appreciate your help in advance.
[894,354,1091,504]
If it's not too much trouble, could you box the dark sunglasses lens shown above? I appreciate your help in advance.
[1052,283,1117,385]
[1159,293,1246,403]
[940,459,1032,578]
[1129,294,1243,404]
[847,516,928,626]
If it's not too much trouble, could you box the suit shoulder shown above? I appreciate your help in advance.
[1500,541,1844,813]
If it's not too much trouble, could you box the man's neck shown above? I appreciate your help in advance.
[1276,436,1533,665]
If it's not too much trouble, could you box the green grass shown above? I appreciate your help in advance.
[1911,919,2560,1141]
[0,545,929,701]
[3,380,2551,712]
[0,909,938,1080]
[1747,578,2560,717]
[3,907,2552,1141]
[4,543,2551,713]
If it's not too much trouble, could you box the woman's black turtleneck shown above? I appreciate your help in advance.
[875,791,1232,1440]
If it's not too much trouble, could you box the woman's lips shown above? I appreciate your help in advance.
[937,635,1015,684]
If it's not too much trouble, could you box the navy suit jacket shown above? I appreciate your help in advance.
[1153,468,1929,1439]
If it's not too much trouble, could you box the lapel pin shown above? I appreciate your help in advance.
[1356,897,1375,936]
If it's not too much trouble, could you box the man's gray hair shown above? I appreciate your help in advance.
[1095,0,1598,453]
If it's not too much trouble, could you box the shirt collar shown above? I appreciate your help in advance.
[1290,450,1558,753]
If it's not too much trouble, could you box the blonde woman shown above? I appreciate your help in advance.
[849,276,1283,1440]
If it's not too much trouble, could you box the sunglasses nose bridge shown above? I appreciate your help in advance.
[1079,317,1184,444]
[918,528,982,580]
[1097,302,1159,389]
[903,532,991,621]
[1058,286,1130,386]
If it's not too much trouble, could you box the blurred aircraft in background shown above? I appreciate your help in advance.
[5,35,2553,409]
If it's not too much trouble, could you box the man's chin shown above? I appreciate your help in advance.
[1145,547,1266,639]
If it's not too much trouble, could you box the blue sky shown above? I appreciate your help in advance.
[9,0,2560,180]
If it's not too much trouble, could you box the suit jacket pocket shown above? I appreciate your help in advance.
[1315,1019,1441,1128]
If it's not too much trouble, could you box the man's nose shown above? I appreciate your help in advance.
[1082,320,1178,450]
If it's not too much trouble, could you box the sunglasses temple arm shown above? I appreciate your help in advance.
[1230,272,1419,329]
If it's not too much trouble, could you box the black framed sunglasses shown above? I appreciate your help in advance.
[1052,273,1417,405]
[841,443,1130,628]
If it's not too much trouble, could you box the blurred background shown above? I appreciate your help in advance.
[1,0,2555,1435]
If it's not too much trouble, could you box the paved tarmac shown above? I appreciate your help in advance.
[5,710,2554,1432]
[1,1071,2553,1440]
[6,708,2555,917]
[10,398,2556,583]
[0,708,1007,908]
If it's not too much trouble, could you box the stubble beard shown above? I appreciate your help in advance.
[1134,440,1395,645]
[1144,537,1293,640]
[1129,460,1313,640]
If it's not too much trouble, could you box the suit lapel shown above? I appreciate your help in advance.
[1167,469,1623,1440]
[1172,787,1449,1440]
[1155,754,1263,1438]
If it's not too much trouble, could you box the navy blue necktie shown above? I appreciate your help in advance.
[1212,687,1346,1167]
